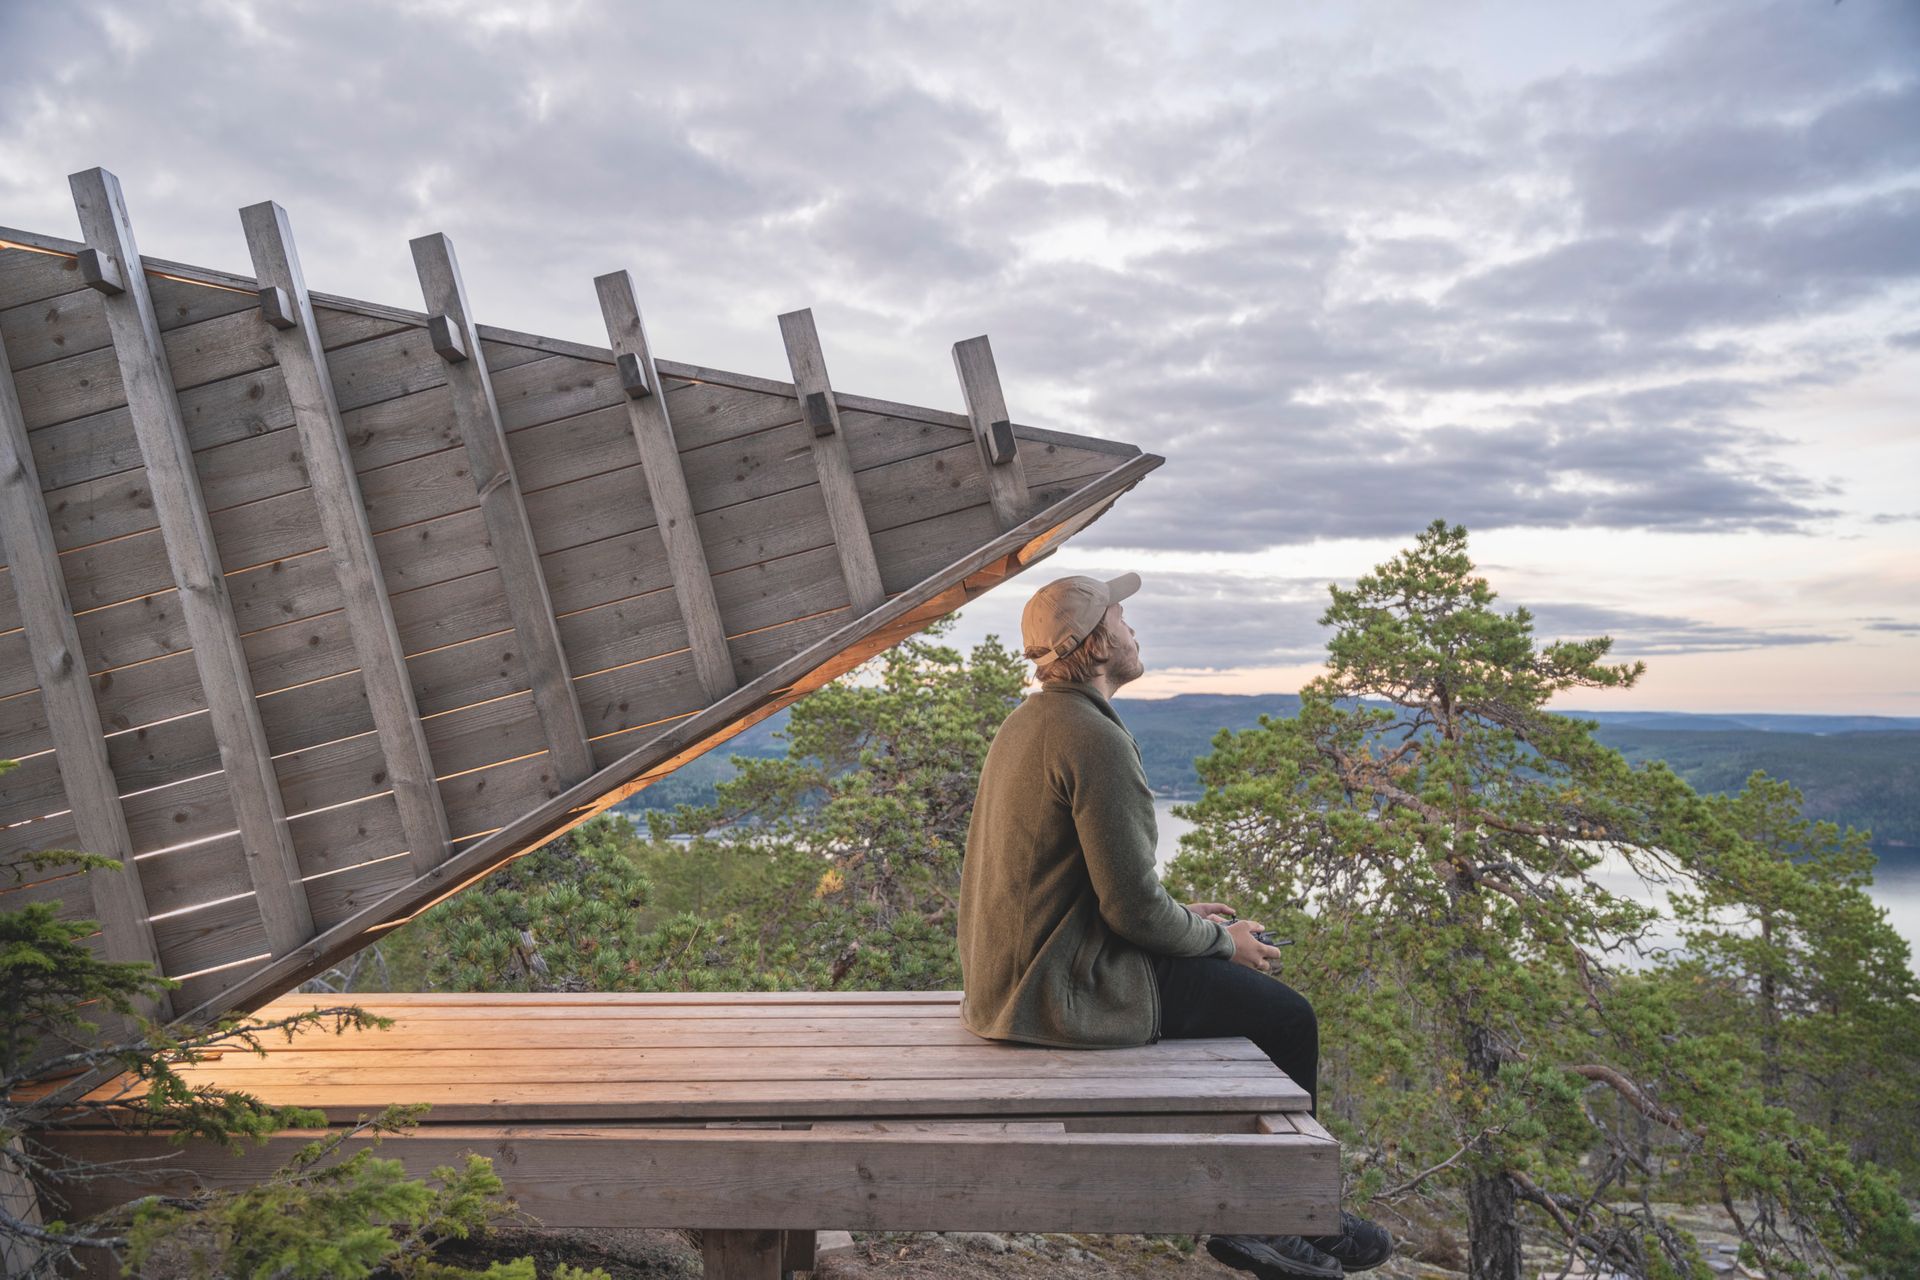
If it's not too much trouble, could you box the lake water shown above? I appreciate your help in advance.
[1152,799,1920,959]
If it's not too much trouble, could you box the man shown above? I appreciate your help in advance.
[957,572,1391,1280]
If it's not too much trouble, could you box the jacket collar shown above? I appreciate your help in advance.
[1039,680,1127,731]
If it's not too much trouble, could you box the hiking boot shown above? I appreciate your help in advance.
[1302,1210,1395,1272]
[1205,1232,1343,1280]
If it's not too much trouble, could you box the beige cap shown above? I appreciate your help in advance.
[1021,573,1141,662]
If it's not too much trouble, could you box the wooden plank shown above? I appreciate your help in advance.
[0,328,168,1011]
[411,233,593,786]
[951,335,1033,529]
[69,167,313,955]
[47,1123,1338,1236]
[260,990,963,1011]
[0,395,1019,703]
[180,1021,1259,1052]
[0,242,85,308]
[70,1071,1307,1122]
[594,271,734,703]
[705,1229,782,1280]
[245,201,452,878]
[779,309,884,614]
[0,274,256,372]
[180,1051,1274,1082]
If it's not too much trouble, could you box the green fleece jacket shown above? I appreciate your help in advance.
[957,681,1234,1047]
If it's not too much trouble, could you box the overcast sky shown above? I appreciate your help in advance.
[3,0,1915,713]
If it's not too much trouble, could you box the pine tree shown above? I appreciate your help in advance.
[1166,522,1919,1279]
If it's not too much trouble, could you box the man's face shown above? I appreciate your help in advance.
[1103,603,1145,686]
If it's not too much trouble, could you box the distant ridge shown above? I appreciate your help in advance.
[620,693,1919,848]
[1557,710,1920,735]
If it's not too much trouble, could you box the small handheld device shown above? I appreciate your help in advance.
[1252,930,1295,948]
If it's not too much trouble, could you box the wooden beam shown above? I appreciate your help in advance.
[242,202,453,878]
[0,327,170,1016]
[778,308,885,614]
[951,335,1033,530]
[68,166,314,954]
[409,233,593,785]
[48,1120,1338,1235]
[593,271,735,703]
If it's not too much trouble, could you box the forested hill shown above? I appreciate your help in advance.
[621,694,1920,848]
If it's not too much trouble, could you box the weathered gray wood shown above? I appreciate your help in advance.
[951,335,1033,529]
[411,233,593,786]
[50,1121,1337,1236]
[593,271,734,703]
[76,246,122,295]
[0,328,170,1014]
[243,201,453,878]
[68,167,314,955]
[779,309,885,615]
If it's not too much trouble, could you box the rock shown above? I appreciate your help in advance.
[947,1231,1013,1253]
[814,1230,857,1258]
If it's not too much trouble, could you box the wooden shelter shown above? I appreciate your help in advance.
[2,171,1342,1279]
[0,168,1160,1029]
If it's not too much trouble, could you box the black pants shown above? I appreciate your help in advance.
[1152,954,1319,1117]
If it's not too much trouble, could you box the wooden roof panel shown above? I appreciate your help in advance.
[0,178,1163,1055]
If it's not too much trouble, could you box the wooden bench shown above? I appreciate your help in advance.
[48,991,1338,1278]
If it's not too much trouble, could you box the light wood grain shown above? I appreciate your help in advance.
[951,335,1033,529]
[245,201,452,878]
[0,327,169,1014]
[779,309,884,614]
[594,271,734,703]
[69,167,312,955]
[411,232,592,786]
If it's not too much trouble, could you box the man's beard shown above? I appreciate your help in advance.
[1112,651,1146,686]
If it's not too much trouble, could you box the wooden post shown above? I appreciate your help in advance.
[0,327,169,1016]
[951,335,1032,530]
[780,1228,818,1274]
[410,233,594,786]
[69,166,314,955]
[593,271,736,703]
[702,1228,784,1280]
[242,201,454,877]
[779,309,885,615]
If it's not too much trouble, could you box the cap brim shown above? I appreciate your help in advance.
[1105,572,1141,603]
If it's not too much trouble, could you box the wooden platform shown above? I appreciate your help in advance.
[46,992,1340,1256]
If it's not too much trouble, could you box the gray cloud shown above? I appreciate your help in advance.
[953,563,1332,672]
[2,0,1913,561]
[1526,603,1842,655]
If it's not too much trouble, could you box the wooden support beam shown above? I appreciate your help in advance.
[778,309,885,614]
[594,270,736,703]
[780,1229,817,1273]
[0,327,170,1016]
[951,335,1033,530]
[703,1229,784,1280]
[242,201,453,878]
[68,166,314,955]
[410,233,593,785]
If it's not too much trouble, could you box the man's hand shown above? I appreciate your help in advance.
[1184,901,1235,923]
[1225,919,1283,973]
